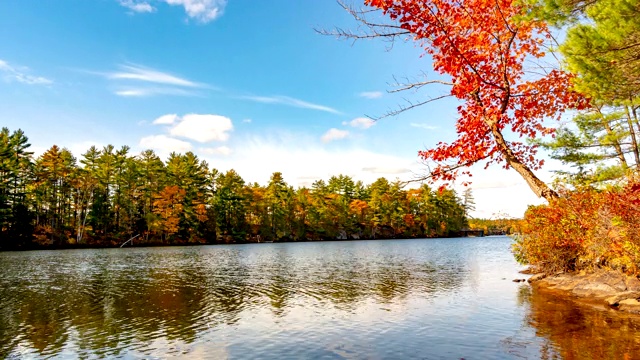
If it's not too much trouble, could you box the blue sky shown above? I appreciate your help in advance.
[0,0,554,217]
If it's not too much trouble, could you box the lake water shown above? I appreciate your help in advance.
[2,236,640,359]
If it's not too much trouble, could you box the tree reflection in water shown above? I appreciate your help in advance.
[6,242,640,359]
[0,244,469,358]
[518,285,640,359]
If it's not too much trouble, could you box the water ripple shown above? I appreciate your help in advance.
[3,237,640,358]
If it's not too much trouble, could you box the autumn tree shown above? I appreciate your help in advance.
[324,0,585,200]
[153,185,186,241]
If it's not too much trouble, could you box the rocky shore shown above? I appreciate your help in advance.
[526,269,640,314]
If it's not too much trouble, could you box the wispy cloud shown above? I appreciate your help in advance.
[109,63,202,87]
[358,91,383,99]
[114,87,198,97]
[243,95,341,114]
[98,63,208,97]
[0,59,52,85]
[343,117,375,129]
[118,0,155,13]
[117,0,226,23]
[321,128,349,143]
[410,122,439,130]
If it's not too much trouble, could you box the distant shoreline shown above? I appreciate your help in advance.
[0,233,512,252]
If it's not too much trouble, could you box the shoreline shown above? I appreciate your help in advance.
[527,269,640,314]
[0,234,508,252]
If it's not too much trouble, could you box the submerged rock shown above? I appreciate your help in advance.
[527,273,547,283]
[618,298,640,313]
[605,291,640,306]
[534,269,640,315]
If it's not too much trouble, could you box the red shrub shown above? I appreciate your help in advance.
[513,180,640,274]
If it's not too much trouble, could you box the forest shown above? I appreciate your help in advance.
[0,128,471,250]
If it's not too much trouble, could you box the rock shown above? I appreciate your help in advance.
[618,298,640,313]
[519,267,536,275]
[527,273,547,283]
[534,270,640,314]
[541,274,585,291]
[604,291,640,306]
[625,276,640,292]
[572,281,619,298]
[591,271,627,292]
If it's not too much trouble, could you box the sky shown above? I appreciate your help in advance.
[0,0,561,218]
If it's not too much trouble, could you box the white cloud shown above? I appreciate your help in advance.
[118,0,155,13]
[321,128,349,143]
[118,0,226,23]
[114,87,197,97]
[362,166,410,174]
[359,91,383,99]
[344,117,375,129]
[102,63,207,97]
[0,59,52,85]
[242,118,252,123]
[200,146,232,156]
[410,122,439,130]
[162,114,233,143]
[115,89,148,97]
[139,135,192,154]
[243,95,341,114]
[165,0,227,22]
[108,63,202,87]
[200,134,421,189]
[152,114,179,125]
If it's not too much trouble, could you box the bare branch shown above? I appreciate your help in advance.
[314,0,411,46]
[375,94,454,119]
[388,74,453,93]
[400,155,491,187]
[317,1,455,119]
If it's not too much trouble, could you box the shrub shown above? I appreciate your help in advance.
[513,180,640,275]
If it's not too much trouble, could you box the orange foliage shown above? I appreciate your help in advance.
[153,185,186,237]
[514,181,640,274]
[365,0,586,185]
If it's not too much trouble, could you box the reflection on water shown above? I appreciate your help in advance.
[1,237,640,359]
[522,286,640,359]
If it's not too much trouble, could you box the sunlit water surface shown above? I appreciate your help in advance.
[2,236,640,359]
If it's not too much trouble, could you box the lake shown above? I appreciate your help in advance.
[2,236,640,359]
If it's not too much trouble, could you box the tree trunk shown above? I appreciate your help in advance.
[624,105,640,169]
[489,123,558,200]
[597,107,628,169]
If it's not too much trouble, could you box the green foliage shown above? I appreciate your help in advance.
[0,128,471,249]
[529,0,640,187]
[536,106,638,186]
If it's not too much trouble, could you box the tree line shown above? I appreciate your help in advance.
[0,128,470,250]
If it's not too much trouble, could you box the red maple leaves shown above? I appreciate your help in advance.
[365,0,586,187]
